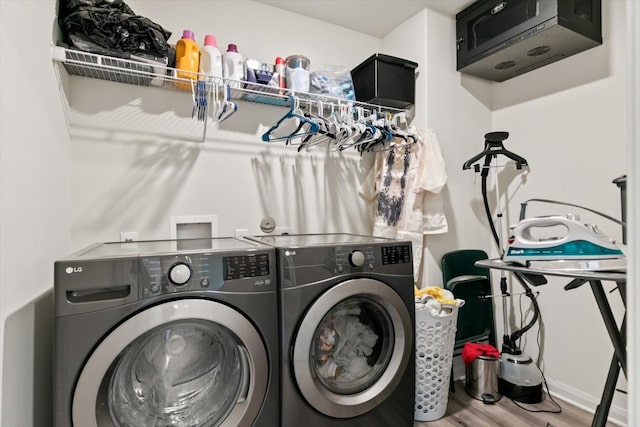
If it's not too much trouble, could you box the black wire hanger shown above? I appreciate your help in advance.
[462,131,528,172]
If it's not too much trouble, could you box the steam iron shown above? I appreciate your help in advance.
[503,214,625,271]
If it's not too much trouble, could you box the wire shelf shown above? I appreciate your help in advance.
[52,46,406,114]
[52,45,411,145]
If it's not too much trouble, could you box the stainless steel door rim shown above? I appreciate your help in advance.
[72,298,268,427]
[292,278,412,418]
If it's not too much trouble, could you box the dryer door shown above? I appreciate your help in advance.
[72,298,268,427]
[292,278,413,418]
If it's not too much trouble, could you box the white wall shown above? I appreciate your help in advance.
[422,9,495,283]
[382,11,428,129]
[0,1,72,425]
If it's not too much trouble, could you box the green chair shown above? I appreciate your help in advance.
[441,249,497,392]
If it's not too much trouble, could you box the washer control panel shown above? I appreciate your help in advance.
[335,246,376,272]
[224,254,270,280]
[140,250,273,298]
[381,245,411,265]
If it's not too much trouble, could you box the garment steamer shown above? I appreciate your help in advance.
[463,132,544,404]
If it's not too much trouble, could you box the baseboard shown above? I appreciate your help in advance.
[539,379,627,426]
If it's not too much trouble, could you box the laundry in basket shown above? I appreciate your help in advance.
[414,287,464,422]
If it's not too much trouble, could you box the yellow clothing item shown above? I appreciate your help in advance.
[414,285,456,305]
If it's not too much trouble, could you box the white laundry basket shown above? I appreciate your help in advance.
[414,304,459,422]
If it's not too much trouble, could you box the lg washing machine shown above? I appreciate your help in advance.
[246,233,415,427]
[54,237,279,427]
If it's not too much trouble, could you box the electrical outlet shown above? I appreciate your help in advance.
[234,229,249,238]
[120,232,138,242]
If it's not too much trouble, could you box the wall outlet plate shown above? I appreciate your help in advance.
[120,231,138,242]
[234,228,249,238]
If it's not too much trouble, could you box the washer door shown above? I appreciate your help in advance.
[293,278,412,418]
[73,299,268,427]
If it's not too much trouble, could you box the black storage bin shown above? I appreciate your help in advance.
[351,54,418,109]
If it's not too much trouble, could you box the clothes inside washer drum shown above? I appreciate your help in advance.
[312,297,392,394]
[108,320,243,426]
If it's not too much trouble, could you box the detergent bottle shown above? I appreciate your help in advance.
[223,43,244,88]
[199,34,223,82]
[175,30,200,89]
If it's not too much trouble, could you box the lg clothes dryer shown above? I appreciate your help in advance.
[247,233,415,427]
[54,238,279,427]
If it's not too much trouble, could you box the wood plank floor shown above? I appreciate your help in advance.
[415,382,618,427]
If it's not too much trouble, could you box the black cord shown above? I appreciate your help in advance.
[508,297,562,414]
[517,290,541,350]
[480,157,502,253]
[518,293,525,349]
[519,198,625,226]
[468,393,503,404]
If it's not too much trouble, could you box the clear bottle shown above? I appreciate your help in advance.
[223,43,244,88]
[285,54,310,92]
[175,30,200,90]
[199,35,223,82]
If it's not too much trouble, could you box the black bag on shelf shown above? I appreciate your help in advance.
[58,0,172,60]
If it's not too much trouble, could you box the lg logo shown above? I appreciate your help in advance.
[65,266,83,274]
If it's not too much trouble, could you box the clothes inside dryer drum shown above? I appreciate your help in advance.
[107,319,244,427]
[312,297,394,395]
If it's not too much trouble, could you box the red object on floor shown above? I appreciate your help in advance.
[462,342,500,366]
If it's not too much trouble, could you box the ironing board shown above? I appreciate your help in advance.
[475,259,626,427]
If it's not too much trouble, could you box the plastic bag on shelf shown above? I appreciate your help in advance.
[309,64,355,100]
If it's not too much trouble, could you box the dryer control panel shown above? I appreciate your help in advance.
[140,251,274,298]
[276,242,413,288]
[333,244,411,272]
